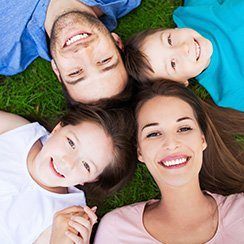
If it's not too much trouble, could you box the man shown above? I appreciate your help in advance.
[0,0,140,103]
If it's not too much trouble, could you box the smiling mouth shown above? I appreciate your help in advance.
[50,158,65,178]
[63,32,91,48]
[158,156,191,169]
[194,39,201,61]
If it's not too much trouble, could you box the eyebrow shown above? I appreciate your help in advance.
[141,122,159,132]
[65,58,120,85]
[141,117,193,132]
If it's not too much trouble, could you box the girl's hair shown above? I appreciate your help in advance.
[135,80,244,196]
[59,104,137,198]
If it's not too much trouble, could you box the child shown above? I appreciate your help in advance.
[0,105,136,244]
[125,0,244,111]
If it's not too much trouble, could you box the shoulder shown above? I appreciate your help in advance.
[0,111,29,135]
[213,193,244,224]
[94,200,154,243]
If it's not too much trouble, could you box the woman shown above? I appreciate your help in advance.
[94,81,244,243]
[0,105,136,244]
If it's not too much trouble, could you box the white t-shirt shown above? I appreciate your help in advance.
[0,123,86,244]
[94,192,244,244]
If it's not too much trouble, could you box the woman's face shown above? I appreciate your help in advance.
[31,121,113,189]
[137,96,207,188]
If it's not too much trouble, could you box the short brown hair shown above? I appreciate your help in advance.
[59,104,137,198]
[135,80,244,196]
[125,28,163,83]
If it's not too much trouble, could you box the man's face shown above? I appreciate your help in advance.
[142,28,213,84]
[50,12,128,103]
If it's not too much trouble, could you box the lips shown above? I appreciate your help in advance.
[158,154,191,169]
[63,31,92,48]
[50,158,65,178]
[194,39,201,61]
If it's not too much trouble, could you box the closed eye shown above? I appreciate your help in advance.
[146,131,162,138]
[67,137,75,149]
[177,127,192,133]
[82,161,90,173]
[97,57,112,65]
[69,69,83,77]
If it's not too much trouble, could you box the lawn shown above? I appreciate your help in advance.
[0,0,213,217]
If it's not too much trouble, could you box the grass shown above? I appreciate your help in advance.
[0,0,242,221]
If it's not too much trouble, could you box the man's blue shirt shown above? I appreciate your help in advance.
[0,0,141,76]
[174,0,244,111]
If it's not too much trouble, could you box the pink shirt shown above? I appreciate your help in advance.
[94,193,244,244]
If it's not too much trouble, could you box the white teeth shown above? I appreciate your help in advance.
[66,33,89,46]
[194,40,200,61]
[53,162,62,175]
[162,157,187,167]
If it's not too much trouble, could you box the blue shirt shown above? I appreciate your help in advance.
[174,0,244,111]
[0,0,141,76]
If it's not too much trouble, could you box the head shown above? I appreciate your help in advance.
[32,105,136,195]
[50,11,128,104]
[125,28,213,84]
[136,81,207,188]
[135,81,244,194]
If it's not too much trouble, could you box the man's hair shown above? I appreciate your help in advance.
[59,104,137,198]
[125,28,163,83]
[135,80,244,196]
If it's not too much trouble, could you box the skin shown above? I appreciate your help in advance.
[45,0,128,103]
[141,28,213,84]
[27,121,113,193]
[137,96,218,243]
[0,111,110,243]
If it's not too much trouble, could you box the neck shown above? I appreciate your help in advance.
[155,179,216,225]
[45,0,102,36]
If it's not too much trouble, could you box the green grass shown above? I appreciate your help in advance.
[1,0,240,220]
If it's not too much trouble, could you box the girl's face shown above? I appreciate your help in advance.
[137,96,207,188]
[141,28,213,84]
[31,121,113,189]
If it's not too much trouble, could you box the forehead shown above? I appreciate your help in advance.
[138,96,196,126]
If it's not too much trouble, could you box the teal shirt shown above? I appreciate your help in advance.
[174,0,244,111]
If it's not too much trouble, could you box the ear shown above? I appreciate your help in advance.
[137,146,144,163]
[111,32,124,50]
[50,122,62,135]
[201,134,207,151]
[183,80,189,86]
[51,59,61,83]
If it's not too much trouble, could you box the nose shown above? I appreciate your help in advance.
[177,42,189,56]
[162,134,179,151]
[61,155,77,171]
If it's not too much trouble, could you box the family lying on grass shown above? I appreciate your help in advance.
[0,0,244,243]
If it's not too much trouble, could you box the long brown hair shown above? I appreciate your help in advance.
[60,104,137,198]
[135,81,244,195]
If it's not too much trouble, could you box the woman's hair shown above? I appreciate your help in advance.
[59,104,137,198]
[135,80,244,196]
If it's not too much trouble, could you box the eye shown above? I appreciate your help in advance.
[82,161,90,173]
[146,131,162,138]
[167,34,172,46]
[178,127,192,133]
[97,57,111,65]
[69,69,82,77]
[67,137,75,149]
[171,59,176,70]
